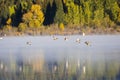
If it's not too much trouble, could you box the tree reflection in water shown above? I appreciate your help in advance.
[0,55,120,80]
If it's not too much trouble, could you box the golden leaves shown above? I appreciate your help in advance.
[23,12,33,23]
[59,23,64,31]
[6,18,11,25]
[22,4,44,28]
[31,4,41,13]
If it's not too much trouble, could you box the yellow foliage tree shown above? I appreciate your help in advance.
[31,4,41,13]
[3,25,12,31]
[59,23,64,31]
[29,20,34,28]
[4,18,12,32]
[6,18,12,25]
[23,12,33,23]
[18,23,27,32]
[22,4,44,28]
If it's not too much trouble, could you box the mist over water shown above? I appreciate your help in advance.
[0,35,120,80]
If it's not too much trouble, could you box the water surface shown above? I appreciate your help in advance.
[0,35,120,80]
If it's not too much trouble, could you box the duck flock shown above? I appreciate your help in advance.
[52,32,91,46]
[0,32,91,46]
[25,32,91,46]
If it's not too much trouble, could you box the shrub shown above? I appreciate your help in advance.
[29,20,40,28]
[3,25,12,31]
[59,23,64,31]
[18,23,27,32]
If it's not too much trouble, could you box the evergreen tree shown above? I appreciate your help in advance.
[93,0,104,28]
[111,2,119,22]
[64,0,80,25]
[54,0,65,24]
[79,6,85,26]
[83,1,92,26]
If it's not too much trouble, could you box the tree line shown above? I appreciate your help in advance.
[0,0,120,31]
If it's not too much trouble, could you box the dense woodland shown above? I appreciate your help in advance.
[0,0,120,34]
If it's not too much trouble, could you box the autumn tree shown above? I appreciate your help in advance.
[22,4,44,28]
[0,0,120,30]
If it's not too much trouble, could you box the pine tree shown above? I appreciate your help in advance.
[111,2,119,22]
[64,0,80,25]
[54,0,65,24]
[83,1,92,26]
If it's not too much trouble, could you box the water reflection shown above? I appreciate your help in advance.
[0,35,120,80]
[0,52,120,80]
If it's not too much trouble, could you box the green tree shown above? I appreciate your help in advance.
[117,8,120,23]
[64,1,80,25]
[8,5,16,17]
[83,1,92,26]
[79,6,85,26]
[54,0,65,24]
[0,0,9,26]
[111,2,119,22]
[93,0,104,28]
[20,0,32,13]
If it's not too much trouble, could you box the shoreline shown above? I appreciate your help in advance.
[0,27,120,37]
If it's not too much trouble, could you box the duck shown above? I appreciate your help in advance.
[53,35,58,40]
[82,32,85,37]
[26,41,32,45]
[64,36,69,41]
[76,38,80,43]
[4,34,6,37]
[84,41,91,46]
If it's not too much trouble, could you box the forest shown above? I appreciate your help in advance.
[0,0,120,35]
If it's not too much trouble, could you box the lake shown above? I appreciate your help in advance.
[0,35,120,80]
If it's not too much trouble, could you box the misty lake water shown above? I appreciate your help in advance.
[0,35,120,80]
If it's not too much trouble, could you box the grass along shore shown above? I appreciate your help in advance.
[0,25,120,36]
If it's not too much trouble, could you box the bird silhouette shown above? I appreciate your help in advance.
[84,41,91,46]
[26,41,32,45]
[64,36,69,41]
